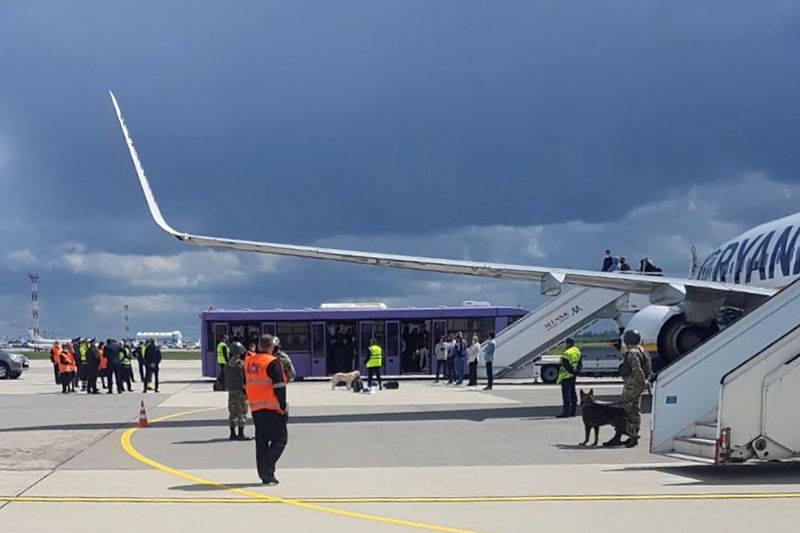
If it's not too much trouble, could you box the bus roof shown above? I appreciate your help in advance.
[201,305,528,322]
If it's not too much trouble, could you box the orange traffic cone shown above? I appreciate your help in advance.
[138,400,149,428]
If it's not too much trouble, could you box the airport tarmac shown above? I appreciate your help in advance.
[1,361,799,532]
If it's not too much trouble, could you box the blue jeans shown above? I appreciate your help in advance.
[454,357,465,384]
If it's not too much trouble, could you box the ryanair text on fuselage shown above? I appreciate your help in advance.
[697,214,800,287]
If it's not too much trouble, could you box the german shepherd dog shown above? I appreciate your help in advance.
[579,389,633,446]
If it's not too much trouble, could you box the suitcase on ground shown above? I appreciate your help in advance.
[385,381,399,390]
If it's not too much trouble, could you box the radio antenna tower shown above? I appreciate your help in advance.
[28,274,40,340]
[123,304,130,339]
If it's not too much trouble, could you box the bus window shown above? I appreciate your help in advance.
[359,321,374,367]
[230,324,245,343]
[447,318,469,333]
[386,321,400,358]
[276,322,310,352]
[212,323,229,346]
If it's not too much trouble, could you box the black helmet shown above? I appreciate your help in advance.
[623,329,641,346]
[229,341,246,359]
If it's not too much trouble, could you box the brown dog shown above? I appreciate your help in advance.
[331,370,360,390]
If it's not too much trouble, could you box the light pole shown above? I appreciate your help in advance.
[28,274,40,340]
[123,304,130,340]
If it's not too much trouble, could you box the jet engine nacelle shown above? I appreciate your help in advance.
[626,305,720,368]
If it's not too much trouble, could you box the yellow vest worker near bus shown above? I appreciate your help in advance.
[215,336,229,390]
[366,339,383,391]
[556,337,581,418]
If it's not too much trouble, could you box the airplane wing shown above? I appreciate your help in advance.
[109,91,774,309]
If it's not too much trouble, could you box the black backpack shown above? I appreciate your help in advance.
[351,377,364,393]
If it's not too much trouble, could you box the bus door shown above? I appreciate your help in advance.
[358,321,374,374]
[385,321,400,375]
[310,322,326,377]
[432,319,447,375]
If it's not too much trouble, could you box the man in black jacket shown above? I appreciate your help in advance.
[86,341,100,394]
[104,339,124,394]
[144,339,162,393]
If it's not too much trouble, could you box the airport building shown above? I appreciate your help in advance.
[135,330,184,348]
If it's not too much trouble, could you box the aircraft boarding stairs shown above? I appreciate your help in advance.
[652,277,800,463]
[487,287,642,379]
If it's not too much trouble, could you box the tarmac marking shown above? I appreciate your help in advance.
[0,496,255,504]
[4,492,800,505]
[120,408,483,533]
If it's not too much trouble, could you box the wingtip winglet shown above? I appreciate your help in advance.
[109,91,180,238]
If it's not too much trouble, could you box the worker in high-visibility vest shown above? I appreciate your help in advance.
[57,346,72,394]
[49,342,62,385]
[245,334,288,486]
[98,342,108,389]
[65,344,77,393]
[365,339,383,391]
[78,338,89,391]
[556,337,582,418]
[215,336,230,391]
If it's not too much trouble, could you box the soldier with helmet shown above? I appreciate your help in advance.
[224,341,250,441]
[607,329,652,448]
[272,337,296,382]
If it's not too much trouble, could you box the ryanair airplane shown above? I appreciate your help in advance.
[109,92,789,366]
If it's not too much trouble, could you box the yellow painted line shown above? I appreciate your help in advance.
[5,492,800,506]
[0,496,256,504]
[120,408,482,533]
[317,493,800,503]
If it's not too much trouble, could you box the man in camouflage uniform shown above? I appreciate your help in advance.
[608,329,651,448]
[224,341,250,441]
[273,337,296,382]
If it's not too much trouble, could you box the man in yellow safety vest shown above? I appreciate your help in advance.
[556,337,581,418]
[215,335,229,390]
[365,339,383,391]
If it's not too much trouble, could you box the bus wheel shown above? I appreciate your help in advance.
[540,365,559,384]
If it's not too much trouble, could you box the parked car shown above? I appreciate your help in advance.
[0,350,29,379]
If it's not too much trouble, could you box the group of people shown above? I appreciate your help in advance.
[218,334,291,486]
[556,331,652,448]
[433,331,497,390]
[48,338,162,394]
[602,250,662,275]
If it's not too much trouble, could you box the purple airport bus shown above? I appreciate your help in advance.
[200,303,528,379]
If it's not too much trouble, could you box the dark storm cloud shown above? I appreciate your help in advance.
[1,1,799,338]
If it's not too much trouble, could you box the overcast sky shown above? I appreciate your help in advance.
[1,1,799,340]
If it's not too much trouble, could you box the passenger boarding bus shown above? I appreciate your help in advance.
[200,303,528,379]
